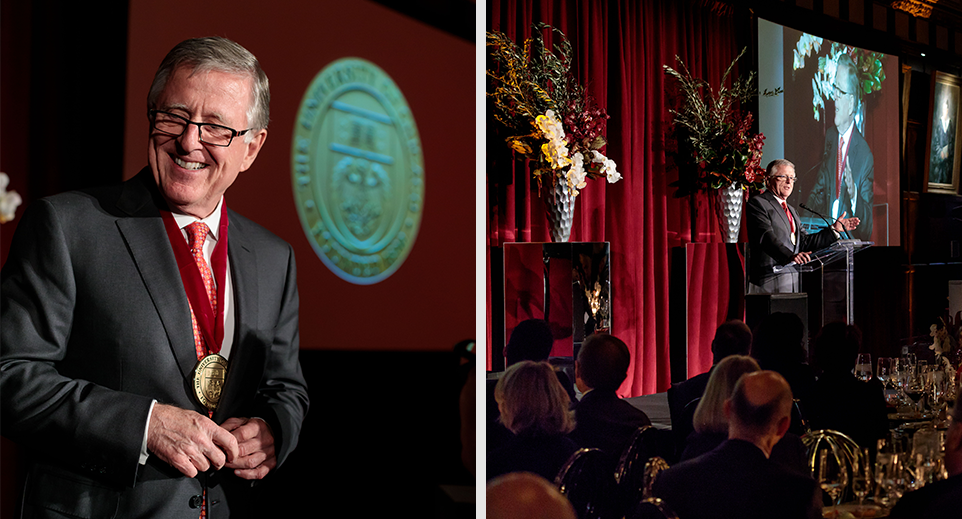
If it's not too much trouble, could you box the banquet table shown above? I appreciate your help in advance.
[625,391,672,430]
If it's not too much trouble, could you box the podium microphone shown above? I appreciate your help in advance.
[799,203,850,240]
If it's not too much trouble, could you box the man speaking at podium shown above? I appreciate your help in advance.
[747,159,860,293]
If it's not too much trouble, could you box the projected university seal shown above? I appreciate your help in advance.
[292,58,424,284]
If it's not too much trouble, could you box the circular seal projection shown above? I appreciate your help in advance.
[292,58,424,285]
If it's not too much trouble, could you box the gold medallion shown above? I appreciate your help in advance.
[193,354,228,410]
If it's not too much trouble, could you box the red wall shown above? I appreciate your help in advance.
[123,1,475,351]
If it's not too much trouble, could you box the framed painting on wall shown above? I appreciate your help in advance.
[924,71,962,194]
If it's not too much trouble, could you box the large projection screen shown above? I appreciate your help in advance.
[758,19,900,246]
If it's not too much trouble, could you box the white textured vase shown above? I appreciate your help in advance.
[543,179,574,242]
[715,184,745,243]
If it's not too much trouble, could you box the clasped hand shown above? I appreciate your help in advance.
[147,404,275,480]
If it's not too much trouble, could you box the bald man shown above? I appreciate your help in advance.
[487,472,577,519]
[653,371,821,519]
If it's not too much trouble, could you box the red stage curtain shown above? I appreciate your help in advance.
[487,0,742,396]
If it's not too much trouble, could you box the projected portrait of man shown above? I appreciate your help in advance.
[805,53,874,241]
[929,83,957,185]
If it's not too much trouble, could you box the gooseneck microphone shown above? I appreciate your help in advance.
[799,203,850,240]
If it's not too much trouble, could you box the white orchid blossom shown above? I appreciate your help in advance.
[591,151,622,183]
[566,152,587,195]
[536,110,572,170]
[0,172,22,224]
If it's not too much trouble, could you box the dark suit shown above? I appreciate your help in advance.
[667,370,711,454]
[652,439,822,519]
[809,371,889,452]
[486,433,579,483]
[888,472,962,518]
[1,169,310,518]
[679,431,809,476]
[747,189,838,293]
[569,389,652,459]
[805,125,874,241]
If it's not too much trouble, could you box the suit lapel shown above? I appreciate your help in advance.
[213,211,260,422]
[115,170,197,379]
[764,191,799,253]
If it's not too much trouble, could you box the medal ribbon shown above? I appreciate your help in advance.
[161,206,229,355]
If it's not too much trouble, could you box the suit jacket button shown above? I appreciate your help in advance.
[189,495,203,509]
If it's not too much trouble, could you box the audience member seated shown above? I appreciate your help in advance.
[488,319,575,453]
[487,472,577,519]
[653,371,822,519]
[680,355,808,475]
[808,322,888,453]
[668,320,752,453]
[750,312,816,433]
[568,333,652,465]
[487,361,579,482]
[889,386,962,518]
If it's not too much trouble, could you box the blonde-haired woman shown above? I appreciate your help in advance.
[681,355,807,474]
[487,361,579,481]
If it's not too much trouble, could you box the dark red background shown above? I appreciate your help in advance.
[121,1,475,351]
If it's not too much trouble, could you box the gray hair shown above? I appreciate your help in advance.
[147,37,270,139]
[836,53,859,101]
[765,159,795,179]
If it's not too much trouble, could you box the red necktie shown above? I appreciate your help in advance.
[185,222,217,360]
[836,137,844,199]
[781,201,795,234]
[185,222,215,519]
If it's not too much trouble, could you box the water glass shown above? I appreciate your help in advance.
[855,353,873,382]
[877,357,892,388]
[851,448,871,512]
[818,449,848,512]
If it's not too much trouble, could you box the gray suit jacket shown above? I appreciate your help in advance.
[805,125,874,241]
[747,189,838,293]
[1,169,309,518]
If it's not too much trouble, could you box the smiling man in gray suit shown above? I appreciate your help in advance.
[1,37,309,518]
[746,159,859,293]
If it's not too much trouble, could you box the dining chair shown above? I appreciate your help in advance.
[612,426,672,518]
[626,497,680,519]
[554,447,613,519]
[801,428,863,505]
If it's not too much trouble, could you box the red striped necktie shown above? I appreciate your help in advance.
[185,222,217,360]
[781,200,795,234]
[185,221,214,519]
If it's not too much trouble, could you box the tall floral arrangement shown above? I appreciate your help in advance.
[487,23,620,197]
[664,48,780,196]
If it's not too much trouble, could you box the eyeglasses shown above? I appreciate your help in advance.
[833,84,851,98]
[774,175,797,183]
[148,110,250,147]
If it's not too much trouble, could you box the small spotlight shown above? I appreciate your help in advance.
[921,53,927,57]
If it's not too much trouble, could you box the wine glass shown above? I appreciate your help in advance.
[904,380,924,415]
[851,449,872,514]
[895,358,912,405]
[818,449,849,515]
[875,451,894,506]
[855,353,873,382]
[880,453,906,506]
[877,357,891,388]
